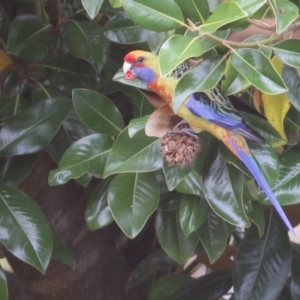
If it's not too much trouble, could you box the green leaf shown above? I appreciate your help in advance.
[149,275,194,300]
[85,177,114,230]
[221,57,250,95]
[7,15,53,62]
[122,0,184,32]
[203,153,250,227]
[0,154,36,186]
[173,56,226,112]
[179,195,208,236]
[232,0,267,15]
[126,249,177,290]
[72,89,124,136]
[199,2,248,34]
[159,35,204,76]
[291,244,300,300]
[155,210,198,264]
[81,0,104,19]
[247,202,265,237]
[108,172,160,238]
[104,11,152,44]
[197,208,229,263]
[175,0,210,23]
[109,0,122,8]
[269,0,298,34]
[175,170,204,198]
[65,21,110,73]
[0,184,53,273]
[230,48,287,94]
[128,116,148,137]
[234,211,292,300]
[272,39,300,68]
[0,98,72,156]
[163,160,193,191]
[0,6,10,47]
[104,128,162,177]
[48,134,113,186]
[0,266,8,300]
[149,271,232,300]
[51,234,76,269]
[271,145,300,205]
[122,86,154,117]
[45,54,100,95]
[282,64,300,112]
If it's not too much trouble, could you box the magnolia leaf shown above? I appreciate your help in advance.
[261,57,290,146]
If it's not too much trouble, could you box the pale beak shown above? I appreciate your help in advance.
[123,61,132,74]
[123,61,136,80]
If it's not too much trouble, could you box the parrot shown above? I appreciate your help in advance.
[123,50,295,235]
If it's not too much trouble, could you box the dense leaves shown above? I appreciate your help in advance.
[1,0,300,299]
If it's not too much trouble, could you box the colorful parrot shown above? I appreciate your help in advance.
[123,50,295,235]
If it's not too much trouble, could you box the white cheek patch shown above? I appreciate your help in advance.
[123,61,132,74]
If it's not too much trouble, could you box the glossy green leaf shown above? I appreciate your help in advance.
[104,128,162,177]
[173,56,226,112]
[85,177,114,230]
[108,172,160,238]
[291,244,300,300]
[126,249,177,290]
[197,208,229,263]
[149,271,232,300]
[81,0,103,19]
[179,195,208,237]
[199,2,248,34]
[250,142,279,188]
[45,54,100,95]
[203,153,250,227]
[230,48,287,94]
[232,0,266,15]
[147,31,168,54]
[175,170,204,198]
[49,134,113,186]
[0,6,10,47]
[282,64,300,112]
[159,35,203,76]
[221,57,250,95]
[163,160,193,191]
[155,210,198,264]
[109,0,122,8]
[272,39,300,68]
[149,275,194,300]
[65,21,109,73]
[0,265,8,300]
[72,89,124,136]
[122,86,154,117]
[234,211,292,300]
[128,116,148,137]
[0,98,72,156]
[7,15,53,62]
[269,0,298,34]
[104,11,152,44]
[0,184,53,273]
[122,0,184,32]
[175,0,210,23]
[247,202,265,237]
[0,154,36,186]
[51,234,76,269]
[271,145,300,205]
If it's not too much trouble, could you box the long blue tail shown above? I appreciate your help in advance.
[229,139,296,236]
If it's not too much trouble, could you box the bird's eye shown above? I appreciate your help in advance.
[136,57,144,63]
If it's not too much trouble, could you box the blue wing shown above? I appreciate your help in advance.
[184,89,263,142]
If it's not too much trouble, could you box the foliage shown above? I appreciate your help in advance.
[1,0,300,299]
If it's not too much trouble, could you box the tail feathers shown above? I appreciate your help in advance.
[229,138,296,236]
